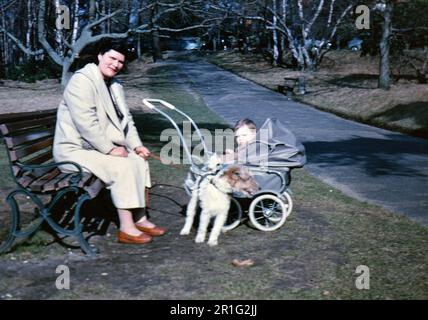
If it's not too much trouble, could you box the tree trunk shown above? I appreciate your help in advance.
[54,0,64,57]
[1,3,8,76]
[100,0,106,33]
[279,0,287,64]
[302,46,314,71]
[379,1,393,90]
[71,0,80,45]
[137,34,141,59]
[212,36,216,51]
[151,29,162,62]
[26,0,34,60]
[128,0,139,59]
[89,0,96,22]
[107,0,111,33]
[272,0,279,66]
[129,0,139,28]
[61,59,73,86]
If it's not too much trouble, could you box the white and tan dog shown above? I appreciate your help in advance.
[180,155,258,246]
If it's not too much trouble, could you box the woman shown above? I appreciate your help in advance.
[53,39,166,245]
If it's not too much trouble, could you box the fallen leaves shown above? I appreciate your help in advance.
[232,259,255,267]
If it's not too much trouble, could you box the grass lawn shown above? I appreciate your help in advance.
[0,59,426,299]
[207,50,428,139]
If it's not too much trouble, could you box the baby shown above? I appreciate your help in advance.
[222,118,257,163]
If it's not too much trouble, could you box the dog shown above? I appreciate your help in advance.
[180,157,259,246]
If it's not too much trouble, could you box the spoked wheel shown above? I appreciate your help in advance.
[248,194,290,231]
[222,197,242,232]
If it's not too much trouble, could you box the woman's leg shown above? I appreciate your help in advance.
[134,208,156,228]
[118,208,145,236]
[133,208,167,236]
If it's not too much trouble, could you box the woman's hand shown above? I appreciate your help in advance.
[134,146,150,160]
[109,146,128,157]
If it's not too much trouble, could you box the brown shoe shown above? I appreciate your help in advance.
[135,225,166,237]
[117,231,152,244]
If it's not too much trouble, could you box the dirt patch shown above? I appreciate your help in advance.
[0,56,158,114]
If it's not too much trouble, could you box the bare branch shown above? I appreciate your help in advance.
[0,0,17,11]
[326,0,336,30]
[158,19,221,32]
[85,9,122,30]
[392,27,428,33]
[138,3,154,14]
[327,3,354,44]
[90,32,130,43]
[0,26,44,56]
[305,0,325,36]
[297,0,304,22]
[38,0,63,66]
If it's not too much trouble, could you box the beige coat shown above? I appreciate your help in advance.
[53,63,151,209]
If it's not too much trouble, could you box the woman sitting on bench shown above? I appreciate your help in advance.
[53,39,166,245]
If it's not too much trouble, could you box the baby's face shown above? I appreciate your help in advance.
[235,125,256,146]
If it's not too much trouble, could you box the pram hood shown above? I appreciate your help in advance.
[235,118,307,169]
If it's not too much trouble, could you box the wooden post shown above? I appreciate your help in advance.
[297,76,306,95]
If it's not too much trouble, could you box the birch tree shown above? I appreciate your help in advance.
[271,0,279,65]
[1,0,224,83]
[227,0,357,70]
[377,0,393,89]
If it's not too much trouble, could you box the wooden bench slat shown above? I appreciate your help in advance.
[23,149,53,167]
[4,128,55,149]
[9,137,54,161]
[18,173,41,188]
[28,168,62,192]
[12,165,21,177]
[7,148,53,179]
[0,116,56,135]
[58,172,93,190]
[84,178,105,199]
[42,172,70,192]
[0,110,56,123]
[16,162,56,188]
[78,173,94,188]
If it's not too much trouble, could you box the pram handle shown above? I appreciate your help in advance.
[142,99,193,165]
[142,98,210,157]
[143,99,176,110]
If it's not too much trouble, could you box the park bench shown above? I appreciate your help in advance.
[0,110,105,256]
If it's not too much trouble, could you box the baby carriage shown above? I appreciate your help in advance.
[142,99,307,232]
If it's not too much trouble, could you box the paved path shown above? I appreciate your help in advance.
[178,60,428,227]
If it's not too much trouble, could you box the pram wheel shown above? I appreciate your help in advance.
[222,198,242,232]
[248,193,291,231]
[281,191,293,216]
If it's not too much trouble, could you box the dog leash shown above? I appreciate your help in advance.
[148,152,181,168]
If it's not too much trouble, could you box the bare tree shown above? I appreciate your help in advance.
[71,0,80,45]
[377,0,393,89]
[276,0,356,70]
[0,0,225,84]
[0,0,43,59]
[271,0,279,65]
[54,0,64,58]
[38,0,131,85]
[136,0,226,61]
[220,0,356,70]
